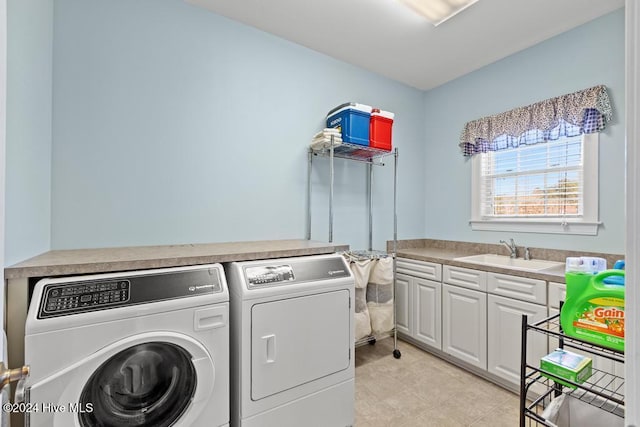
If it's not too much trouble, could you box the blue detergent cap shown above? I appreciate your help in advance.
[613,260,625,270]
[603,276,625,286]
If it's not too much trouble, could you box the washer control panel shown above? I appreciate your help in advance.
[36,265,224,319]
[246,265,295,288]
[42,280,130,314]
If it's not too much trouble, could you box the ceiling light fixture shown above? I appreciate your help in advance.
[397,0,479,26]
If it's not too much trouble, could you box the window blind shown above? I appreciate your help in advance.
[479,135,583,218]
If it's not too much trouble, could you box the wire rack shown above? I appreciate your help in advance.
[311,141,395,164]
[307,135,400,359]
[528,315,624,363]
[343,249,392,261]
[520,314,625,426]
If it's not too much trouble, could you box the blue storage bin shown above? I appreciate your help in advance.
[326,103,372,146]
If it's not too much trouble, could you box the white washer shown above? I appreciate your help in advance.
[24,264,230,427]
[226,254,354,427]
[1,329,8,427]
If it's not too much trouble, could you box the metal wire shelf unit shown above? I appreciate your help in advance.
[306,135,400,358]
[520,313,625,426]
[310,141,397,164]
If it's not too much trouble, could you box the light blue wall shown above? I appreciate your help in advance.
[423,9,625,253]
[50,0,425,252]
[5,2,625,264]
[5,0,52,266]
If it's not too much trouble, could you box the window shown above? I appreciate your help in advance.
[470,133,599,235]
[460,85,610,235]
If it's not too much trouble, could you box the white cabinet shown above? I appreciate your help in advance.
[441,266,547,385]
[397,258,442,281]
[485,272,547,388]
[487,272,546,304]
[397,259,590,393]
[487,294,547,386]
[395,259,442,351]
[395,273,411,335]
[443,265,487,291]
[442,266,488,369]
[548,282,567,309]
[414,278,442,349]
[442,283,487,369]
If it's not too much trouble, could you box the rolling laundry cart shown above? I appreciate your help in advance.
[519,312,625,426]
[307,135,401,359]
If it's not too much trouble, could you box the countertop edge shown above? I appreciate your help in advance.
[5,242,350,280]
[396,249,566,283]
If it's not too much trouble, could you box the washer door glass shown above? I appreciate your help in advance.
[79,342,196,427]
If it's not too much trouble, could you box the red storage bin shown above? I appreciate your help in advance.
[369,109,394,151]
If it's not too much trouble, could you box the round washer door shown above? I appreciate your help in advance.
[27,332,215,427]
[79,341,196,426]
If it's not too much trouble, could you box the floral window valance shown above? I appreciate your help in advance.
[459,85,612,156]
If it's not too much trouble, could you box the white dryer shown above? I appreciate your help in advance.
[225,254,354,427]
[24,264,230,427]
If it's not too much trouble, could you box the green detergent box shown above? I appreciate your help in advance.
[540,349,592,389]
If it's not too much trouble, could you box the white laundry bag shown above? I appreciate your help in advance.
[348,259,373,340]
[540,394,624,427]
[354,311,371,341]
[366,257,394,335]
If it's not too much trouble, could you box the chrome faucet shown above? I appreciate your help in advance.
[500,238,517,259]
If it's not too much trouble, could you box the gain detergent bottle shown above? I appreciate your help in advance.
[560,269,625,352]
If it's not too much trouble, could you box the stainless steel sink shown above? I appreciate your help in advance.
[453,254,564,272]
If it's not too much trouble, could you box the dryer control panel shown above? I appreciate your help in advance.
[241,256,351,290]
[246,265,295,288]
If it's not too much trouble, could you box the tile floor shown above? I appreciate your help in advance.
[355,338,521,426]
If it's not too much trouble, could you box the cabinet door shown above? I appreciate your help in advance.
[548,282,567,310]
[442,284,487,369]
[487,294,547,387]
[396,258,442,281]
[487,273,546,304]
[414,278,442,350]
[395,273,411,336]
[443,265,487,291]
